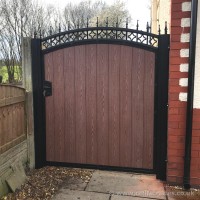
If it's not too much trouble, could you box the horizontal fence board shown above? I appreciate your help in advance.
[0,96,25,107]
[0,135,26,154]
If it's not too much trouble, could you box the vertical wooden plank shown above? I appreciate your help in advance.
[18,104,22,137]
[0,86,4,99]
[10,88,14,141]
[132,48,145,168]
[5,86,10,99]
[9,88,13,142]
[97,44,109,165]
[75,45,86,163]
[19,104,23,137]
[143,51,155,169]
[2,107,6,146]
[0,88,5,146]
[12,104,16,141]
[21,103,25,136]
[5,88,10,144]
[119,46,132,167]
[63,47,76,163]
[86,44,97,164]
[16,104,19,138]
[0,107,2,147]
[0,87,5,146]
[7,104,12,142]
[108,44,120,166]
[44,53,55,161]
[12,88,15,140]
[52,49,65,162]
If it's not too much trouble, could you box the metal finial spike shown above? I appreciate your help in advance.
[96,17,98,27]
[34,30,37,38]
[146,22,150,32]
[49,26,53,35]
[68,21,70,30]
[106,17,108,27]
[87,18,89,27]
[39,28,42,38]
[136,20,139,30]
[126,18,128,28]
[77,20,79,29]
[164,21,168,34]
[158,25,161,35]
[116,17,118,27]
[59,23,61,33]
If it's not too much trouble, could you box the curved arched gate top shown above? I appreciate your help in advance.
[33,21,168,53]
[39,27,160,53]
[31,24,170,181]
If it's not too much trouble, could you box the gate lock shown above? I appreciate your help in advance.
[43,81,52,97]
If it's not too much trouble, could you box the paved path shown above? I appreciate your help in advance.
[53,170,167,200]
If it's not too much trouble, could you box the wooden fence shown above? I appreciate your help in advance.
[0,85,26,154]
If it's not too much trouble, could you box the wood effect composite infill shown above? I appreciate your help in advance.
[44,44,155,169]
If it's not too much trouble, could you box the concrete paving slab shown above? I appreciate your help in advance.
[111,194,157,200]
[5,160,27,192]
[53,189,110,200]
[6,171,26,192]
[86,170,166,200]
[61,177,87,191]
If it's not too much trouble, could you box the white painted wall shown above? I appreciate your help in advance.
[151,0,171,34]
[194,2,200,108]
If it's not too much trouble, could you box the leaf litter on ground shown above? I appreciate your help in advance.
[165,184,200,200]
[1,166,93,200]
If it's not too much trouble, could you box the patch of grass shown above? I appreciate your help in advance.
[0,66,8,82]
[0,66,22,83]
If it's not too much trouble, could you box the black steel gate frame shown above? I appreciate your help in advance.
[31,26,169,180]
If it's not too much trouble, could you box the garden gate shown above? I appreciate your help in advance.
[32,22,169,180]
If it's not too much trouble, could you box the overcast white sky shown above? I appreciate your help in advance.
[40,0,151,29]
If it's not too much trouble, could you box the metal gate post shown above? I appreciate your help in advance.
[31,39,46,168]
[155,34,170,180]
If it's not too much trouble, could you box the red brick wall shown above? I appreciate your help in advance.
[168,0,200,187]
[191,109,200,185]
[168,0,190,185]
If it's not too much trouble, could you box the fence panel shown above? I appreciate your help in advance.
[0,85,26,154]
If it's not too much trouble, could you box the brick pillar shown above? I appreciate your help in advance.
[168,0,191,184]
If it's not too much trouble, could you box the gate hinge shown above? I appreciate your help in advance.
[43,80,52,97]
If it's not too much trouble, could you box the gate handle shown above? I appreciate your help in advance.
[43,81,52,97]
